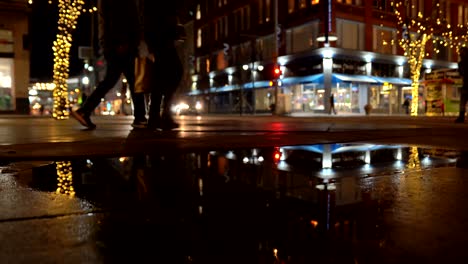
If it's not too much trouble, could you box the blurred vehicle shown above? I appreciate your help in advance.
[172,101,202,116]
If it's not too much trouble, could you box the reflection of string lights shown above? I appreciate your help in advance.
[407,146,421,170]
[56,161,75,196]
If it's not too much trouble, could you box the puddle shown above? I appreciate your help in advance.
[1,143,468,263]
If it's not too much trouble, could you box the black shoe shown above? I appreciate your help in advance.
[147,119,162,131]
[131,119,148,129]
[70,109,96,129]
[161,119,179,131]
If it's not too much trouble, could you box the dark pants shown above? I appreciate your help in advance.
[80,50,146,121]
[147,43,183,125]
[460,89,468,113]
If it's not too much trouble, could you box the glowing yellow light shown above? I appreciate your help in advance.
[52,0,86,120]
[56,161,75,196]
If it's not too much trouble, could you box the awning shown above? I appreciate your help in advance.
[333,73,378,84]
[243,80,272,89]
[371,76,412,86]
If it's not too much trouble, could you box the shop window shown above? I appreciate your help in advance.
[0,29,13,53]
[288,0,295,13]
[336,19,365,50]
[0,58,13,111]
[299,0,306,9]
[373,26,396,55]
[286,22,319,54]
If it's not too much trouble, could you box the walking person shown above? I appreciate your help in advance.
[402,98,410,115]
[70,0,147,129]
[455,47,468,123]
[141,0,184,130]
[329,94,337,115]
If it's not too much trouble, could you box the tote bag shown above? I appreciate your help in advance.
[134,56,153,93]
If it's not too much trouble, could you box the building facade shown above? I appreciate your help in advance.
[0,0,30,114]
[188,0,467,115]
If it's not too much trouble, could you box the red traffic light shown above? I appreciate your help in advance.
[273,147,282,163]
[273,66,282,77]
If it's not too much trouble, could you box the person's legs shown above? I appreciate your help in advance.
[71,52,125,128]
[123,55,147,127]
[150,44,183,130]
[456,90,468,123]
[161,48,183,124]
[147,87,163,130]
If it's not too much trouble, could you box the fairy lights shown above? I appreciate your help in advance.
[40,0,97,119]
[390,0,468,116]
[56,161,75,196]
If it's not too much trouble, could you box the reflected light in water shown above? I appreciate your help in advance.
[319,168,336,178]
[198,205,203,215]
[407,146,421,169]
[396,148,403,160]
[56,161,75,196]
[310,220,319,228]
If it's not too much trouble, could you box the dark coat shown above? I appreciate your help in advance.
[459,48,468,90]
[141,1,181,53]
[98,0,139,55]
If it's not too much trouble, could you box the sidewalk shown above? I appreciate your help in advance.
[0,113,465,160]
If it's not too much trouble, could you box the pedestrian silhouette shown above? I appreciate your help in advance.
[402,98,410,115]
[141,0,184,130]
[70,0,147,129]
[329,94,337,115]
[455,47,468,123]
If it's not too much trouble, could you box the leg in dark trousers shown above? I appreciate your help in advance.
[147,44,183,130]
[456,90,468,123]
[80,53,126,115]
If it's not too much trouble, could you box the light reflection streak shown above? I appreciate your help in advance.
[56,161,75,196]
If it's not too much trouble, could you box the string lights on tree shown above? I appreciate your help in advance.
[27,1,97,196]
[390,0,468,116]
[28,0,97,119]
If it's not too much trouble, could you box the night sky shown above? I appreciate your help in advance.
[29,1,95,82]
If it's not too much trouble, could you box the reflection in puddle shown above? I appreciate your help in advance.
[2,143,465,262]
[55,161,75,196]
[407,146,421,169]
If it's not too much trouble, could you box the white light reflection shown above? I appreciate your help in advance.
[364,150,371,164]
[396,148,403,160]
[319,168,335,178]
[226,151,236,159]
[198,178,203,196]
[422,156,432,166]
[362,164,372,171]
[322,144,332,168]
[276,160,289,171]
[198,206,203,215]
[258,156,264,162]
[243,157,249,164]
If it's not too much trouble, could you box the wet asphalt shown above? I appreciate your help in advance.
[1,114,468,263]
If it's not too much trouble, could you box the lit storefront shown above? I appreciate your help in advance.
[0,57,13,111]
[0,2,30,114]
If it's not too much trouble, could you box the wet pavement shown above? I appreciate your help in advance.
[2,142,468,263]
[2,115,468,263]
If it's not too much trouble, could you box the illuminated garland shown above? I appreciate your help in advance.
[50,0,85,119]
[391,0,468,116]
[56,161,75,196]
